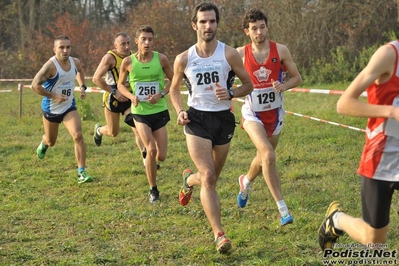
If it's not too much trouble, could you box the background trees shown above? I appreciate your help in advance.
[0,0,398,84]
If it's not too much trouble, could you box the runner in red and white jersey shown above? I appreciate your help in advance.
[241,40,286,136]
[236,8,302,226]
[358,41,399,181]
[318,40,399,251]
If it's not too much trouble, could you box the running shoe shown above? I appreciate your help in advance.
[179,169,194,206]
[215,232,232,254]
[36,141,48,159]
[93,123,102,146]
[77,171,93,184]
[280,213,294,226]
[149,189,160,203]
[318,201,345,250]
[237,174,250,208]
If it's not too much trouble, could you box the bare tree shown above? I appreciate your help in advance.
[1,0,398,79]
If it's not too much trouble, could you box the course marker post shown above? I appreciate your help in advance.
[18,83,23,118]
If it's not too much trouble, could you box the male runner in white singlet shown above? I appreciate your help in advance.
[169,2,253,254]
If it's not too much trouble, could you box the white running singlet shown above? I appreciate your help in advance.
[183,41,234,112]
[41,56,77,114]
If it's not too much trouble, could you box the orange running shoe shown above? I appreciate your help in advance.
[179,169,194,206]
[215,232,232,254]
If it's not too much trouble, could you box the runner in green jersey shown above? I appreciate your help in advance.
[118,25,174,203]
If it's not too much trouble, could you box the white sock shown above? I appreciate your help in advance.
[96,127,102,136]
[277,200,290,217]
[332,212,343,230]
[243,175,251,188]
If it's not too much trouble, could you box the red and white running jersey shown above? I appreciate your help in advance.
[358,40,399,181]
[241,41,286,137]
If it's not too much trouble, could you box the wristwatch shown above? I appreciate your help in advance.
[160,91,166,98]
[110,88,117,96]
[228,90,235,100]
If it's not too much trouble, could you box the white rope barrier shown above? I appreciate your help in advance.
[16,85,104,93]
[0,77,93,82]
[288,88,367,97]
[2,84,368,97]
[0,79,33,82]
[3,85,365,133]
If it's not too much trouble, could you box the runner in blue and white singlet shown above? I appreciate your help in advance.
[41,56,77,114]
[31,35,93,184]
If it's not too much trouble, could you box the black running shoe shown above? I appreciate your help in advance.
[149,189,160,203]
[318,201,345,250]
[93,123,102,146]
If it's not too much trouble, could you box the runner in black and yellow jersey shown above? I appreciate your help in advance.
[92,32,145,159]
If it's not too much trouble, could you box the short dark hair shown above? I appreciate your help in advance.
[55,35,70,41]
[54,35,70,46]
[115,32,129,39]
[135,25,154,38]
[191,2,220,24]
[242,8,268,30]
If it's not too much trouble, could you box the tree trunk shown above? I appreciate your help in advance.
[397,0,399,24]
[28,0,38,40]
[17,0,26,53]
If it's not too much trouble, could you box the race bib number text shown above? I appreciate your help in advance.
[135,82,160,101]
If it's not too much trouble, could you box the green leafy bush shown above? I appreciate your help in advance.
[76,97,95,121]
[304,41,386,85]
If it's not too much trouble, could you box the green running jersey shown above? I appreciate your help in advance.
[129,52,167,115]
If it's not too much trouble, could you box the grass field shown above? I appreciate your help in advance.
[1,82,398,265]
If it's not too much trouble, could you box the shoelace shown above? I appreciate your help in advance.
[79,171,88,179]
[183,186,193,195]
[215,232,227,244]
[216,236,226,245]
[240,187,250,199]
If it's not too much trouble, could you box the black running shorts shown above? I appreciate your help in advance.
[42,107,77,123]
[361,175,399,228]
[103,85,132,114]
[132,109,170,132]
[184,107,236,146]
